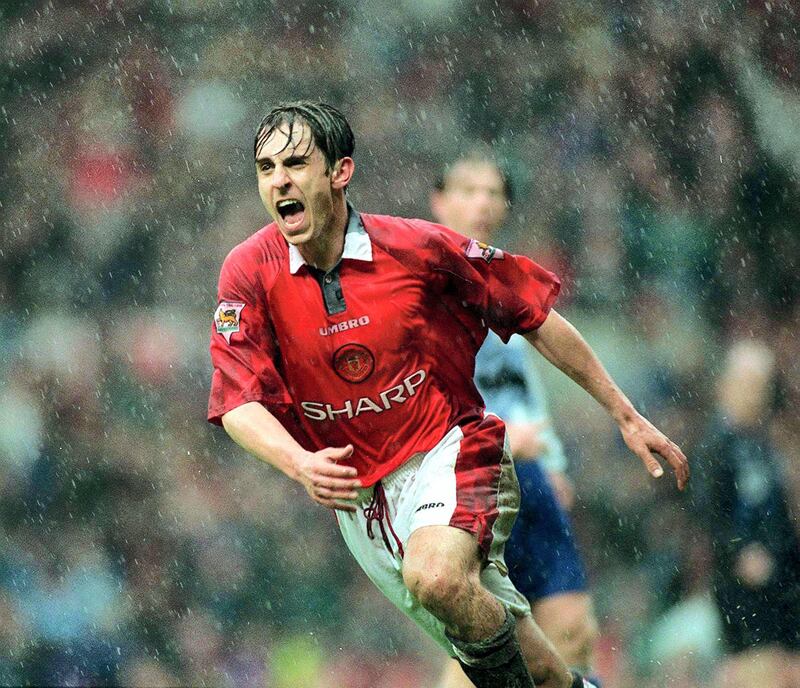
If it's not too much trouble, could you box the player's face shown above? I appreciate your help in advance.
[255,123,343,247]
[431,161,509,242]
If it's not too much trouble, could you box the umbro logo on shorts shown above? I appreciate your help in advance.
[415,502,445,512]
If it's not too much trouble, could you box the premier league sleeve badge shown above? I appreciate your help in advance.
[465,238,504,263]
[214,301,246,343]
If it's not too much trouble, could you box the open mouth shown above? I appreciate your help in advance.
[276,199,306,229]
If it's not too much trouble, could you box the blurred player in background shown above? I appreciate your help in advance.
[208,101,688,688]
[692,341,800,688]
[431,150,602,688]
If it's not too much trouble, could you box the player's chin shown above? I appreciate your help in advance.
[279,223,312,244]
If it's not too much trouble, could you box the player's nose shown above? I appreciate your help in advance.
[271,165,290,189]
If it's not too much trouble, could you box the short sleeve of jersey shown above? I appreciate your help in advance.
[422,221,561,342]
[207,248,293,426]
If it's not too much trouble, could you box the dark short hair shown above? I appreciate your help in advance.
[435,147,514,204]
[253,101,355,172]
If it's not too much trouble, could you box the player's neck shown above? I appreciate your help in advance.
[298,198,348,272]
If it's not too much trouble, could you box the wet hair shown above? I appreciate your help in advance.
[253,101,355,172]
[434,147,514,204]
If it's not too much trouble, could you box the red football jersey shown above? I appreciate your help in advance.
[208,210,560,486]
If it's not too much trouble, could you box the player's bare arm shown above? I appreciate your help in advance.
[524,309,689,490]
[221,402,360,511]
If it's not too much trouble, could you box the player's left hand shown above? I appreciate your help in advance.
[619,413,689,490]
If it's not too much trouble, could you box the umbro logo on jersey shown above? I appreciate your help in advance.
[320,315,370,336]
[415,502,445,512]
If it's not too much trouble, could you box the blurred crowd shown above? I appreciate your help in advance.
[1,0,799,686]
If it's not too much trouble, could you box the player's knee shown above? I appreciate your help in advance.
[403,559,469,611]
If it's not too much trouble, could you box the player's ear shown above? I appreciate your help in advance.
[331,157,354,190]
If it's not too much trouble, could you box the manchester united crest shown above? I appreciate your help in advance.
[333,343,375,383]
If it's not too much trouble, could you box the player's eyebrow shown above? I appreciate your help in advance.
[255,151,310,165]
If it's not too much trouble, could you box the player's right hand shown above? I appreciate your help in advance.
[294,444,361,512]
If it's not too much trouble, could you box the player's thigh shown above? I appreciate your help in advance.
[403,525,481,587]
[531,591,598,659]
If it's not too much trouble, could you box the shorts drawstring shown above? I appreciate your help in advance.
[363,481,404,558]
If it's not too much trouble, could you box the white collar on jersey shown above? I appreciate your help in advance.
[287,203,373,274]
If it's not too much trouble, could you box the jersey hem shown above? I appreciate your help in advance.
[356,439,441,487]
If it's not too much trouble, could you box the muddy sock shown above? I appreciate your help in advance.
[445,608,535,688]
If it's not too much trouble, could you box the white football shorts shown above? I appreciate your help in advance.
[336,419,531,654]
